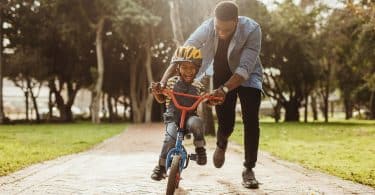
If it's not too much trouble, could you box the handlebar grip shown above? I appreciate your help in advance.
[207,96,224,101]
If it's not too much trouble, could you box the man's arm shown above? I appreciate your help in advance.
[224,25,262,91]
[184,19,211,47]
[223,73,245,91]
[212,25,262,101]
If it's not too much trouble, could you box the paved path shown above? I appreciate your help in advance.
[0,123,374,194]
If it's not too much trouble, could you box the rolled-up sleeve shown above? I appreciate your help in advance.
[234,25,262,80]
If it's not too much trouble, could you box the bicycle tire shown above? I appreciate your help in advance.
[166,155,181,195]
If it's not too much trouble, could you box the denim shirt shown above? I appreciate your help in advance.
[183,16,263,90]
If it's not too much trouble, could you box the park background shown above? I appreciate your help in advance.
[0,0,374,189]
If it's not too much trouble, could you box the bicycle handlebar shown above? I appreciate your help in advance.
[150,87,224,128]
[161,89,223,112]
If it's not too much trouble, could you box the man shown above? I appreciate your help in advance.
[159,1,262,189]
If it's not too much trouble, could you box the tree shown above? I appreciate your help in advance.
[0,2,5,123]
[351,1,375,118]
[262,0,319,121]
[40,0,94,122]
[78,0,160,123]
[4,1,51,122]
[325,2,373,119]
[6,47,46,122]
[0,1,15,123]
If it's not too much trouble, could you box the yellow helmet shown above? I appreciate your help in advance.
[171,46,202,68]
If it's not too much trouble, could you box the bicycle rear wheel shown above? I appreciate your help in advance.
[166,155,181,195]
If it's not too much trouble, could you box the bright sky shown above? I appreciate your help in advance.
[261,0,344,10]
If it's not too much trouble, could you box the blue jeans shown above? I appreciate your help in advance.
[158,116,205,166]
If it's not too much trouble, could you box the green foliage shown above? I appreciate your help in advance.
[2,0,374,122]
[324,2,375,118]
[231,121,375,187]
[261,0,321,121]
[0,123,126,176]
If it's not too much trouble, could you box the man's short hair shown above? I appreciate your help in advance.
[214,1,238,21]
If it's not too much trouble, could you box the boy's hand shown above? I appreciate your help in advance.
[150,82,164,94]
[150,82,167,103]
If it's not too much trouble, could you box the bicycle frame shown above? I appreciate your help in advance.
[162,89,222,174]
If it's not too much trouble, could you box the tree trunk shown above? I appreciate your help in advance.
[27,79,40,122]
[55,94,73,122]
[201,76,215,135]
[304,95,308,123]
[101,93,107,119]
[273,100,282,123]
[284,98,300,121]
[130,53,146,123]
[343,96,353,120]
[145,95,153,123]
[48,79,77,122]
[92,17,105,124]
[369,91,375,119]
[61,106,73,122]
[48,88,53,120]
[143,39,154,123]
[29,88,40,123]
[311,93,318,121]
[169,0,184,46]
[24,91,29,121]
[107,94,114,122]
[0,7,4,123]
[114,97,118,118]
[323,93,329,123]
[203,103,215,136]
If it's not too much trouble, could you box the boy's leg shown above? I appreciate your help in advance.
[159,122,178,166]
[186,116,207,165]
[186,116,205,147]
[151,122,178,181]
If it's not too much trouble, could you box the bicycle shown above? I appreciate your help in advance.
[160,88,223,195]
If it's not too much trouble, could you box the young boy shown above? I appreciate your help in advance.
[150,46,207,181]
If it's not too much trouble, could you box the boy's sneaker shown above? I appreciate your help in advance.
[242,168,259,189]
[195,147,207,165]
[151,165,166,181]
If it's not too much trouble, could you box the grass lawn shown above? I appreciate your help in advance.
[230,120,375,187]
[0,122,126,176]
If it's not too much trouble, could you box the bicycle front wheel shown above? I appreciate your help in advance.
[166,155,181,195]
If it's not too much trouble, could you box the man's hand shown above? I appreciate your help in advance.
[208,88,226,106]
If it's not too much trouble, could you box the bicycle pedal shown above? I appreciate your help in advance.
[189,154,197,161]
